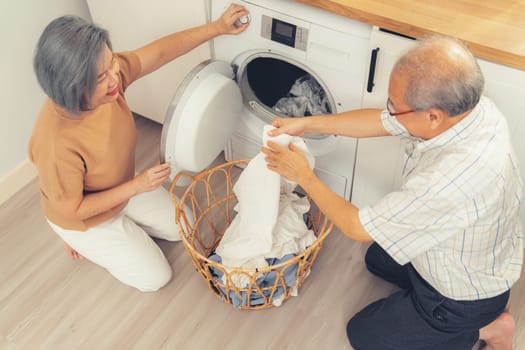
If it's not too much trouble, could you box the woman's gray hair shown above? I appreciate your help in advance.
[34,15,112,114]
[392,35,484,117]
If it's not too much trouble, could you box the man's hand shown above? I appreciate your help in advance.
[262,140,314,186]
[268,117,308,137]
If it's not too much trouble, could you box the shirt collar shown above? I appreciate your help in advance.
[413,98,484,152]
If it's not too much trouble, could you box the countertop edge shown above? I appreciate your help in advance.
[296,0,525,71]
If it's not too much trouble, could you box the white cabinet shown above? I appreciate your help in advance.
[86,0,210,124]
[351,27,416,207]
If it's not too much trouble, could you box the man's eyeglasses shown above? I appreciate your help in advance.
[387,98,415,116]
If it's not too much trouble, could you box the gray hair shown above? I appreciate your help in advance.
[392,35,484,117]
[33,15,112,114]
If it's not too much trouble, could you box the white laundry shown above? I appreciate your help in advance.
[215,125,317,285]
[273,75,330,117]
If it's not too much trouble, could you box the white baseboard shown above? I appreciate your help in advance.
[0,159,38,205]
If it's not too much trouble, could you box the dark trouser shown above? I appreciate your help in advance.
[346,243,510,350]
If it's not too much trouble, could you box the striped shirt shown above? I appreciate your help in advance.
[359,96,523,300]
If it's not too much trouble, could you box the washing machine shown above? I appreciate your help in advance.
[161,0,372,200]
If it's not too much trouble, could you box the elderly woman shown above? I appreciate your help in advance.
[29,4,249,292]
[263,36,522,350]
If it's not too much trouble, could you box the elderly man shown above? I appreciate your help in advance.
[262,36,522,350]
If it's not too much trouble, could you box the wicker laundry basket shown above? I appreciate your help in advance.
[169,159,333,310]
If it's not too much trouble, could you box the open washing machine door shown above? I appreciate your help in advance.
[160,60,243,178]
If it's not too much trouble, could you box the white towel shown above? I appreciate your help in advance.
[216,125,316,271]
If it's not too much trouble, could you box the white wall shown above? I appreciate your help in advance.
[86,0,210,124]
[0,0,91,204]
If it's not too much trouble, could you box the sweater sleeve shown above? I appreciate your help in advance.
[115,51,142,92]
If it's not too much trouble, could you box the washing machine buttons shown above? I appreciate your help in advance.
[235,14,251,28]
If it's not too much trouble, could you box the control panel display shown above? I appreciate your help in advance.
[271,19,296,47]
[261,15,308,51]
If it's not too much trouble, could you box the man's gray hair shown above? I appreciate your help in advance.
[393,35,484,117]
[34,15,112,114]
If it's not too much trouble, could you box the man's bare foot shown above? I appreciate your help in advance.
[64,243,83,260]
[479,311,514,350]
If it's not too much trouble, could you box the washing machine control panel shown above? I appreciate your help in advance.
[261,15,308,51]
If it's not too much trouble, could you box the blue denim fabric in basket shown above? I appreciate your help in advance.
[208,253,298,308]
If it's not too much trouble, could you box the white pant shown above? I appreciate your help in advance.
[48,186,185,292]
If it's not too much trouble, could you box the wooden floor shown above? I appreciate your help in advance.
[1,115,523,350]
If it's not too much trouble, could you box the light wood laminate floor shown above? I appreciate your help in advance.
[1,116,523,350]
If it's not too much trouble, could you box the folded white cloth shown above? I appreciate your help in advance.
[216,125,316,274]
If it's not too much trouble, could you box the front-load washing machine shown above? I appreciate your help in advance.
[161,0,372,200]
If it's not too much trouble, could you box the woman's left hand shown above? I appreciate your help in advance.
[214,3,250,35]
[262,140,313,185]
[132,162,171,195]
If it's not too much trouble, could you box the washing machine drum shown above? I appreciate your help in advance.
[160,60,242,174]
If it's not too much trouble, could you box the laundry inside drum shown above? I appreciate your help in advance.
[244,57,333,118]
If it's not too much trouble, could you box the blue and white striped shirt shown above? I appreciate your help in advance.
[359,96,523,300]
